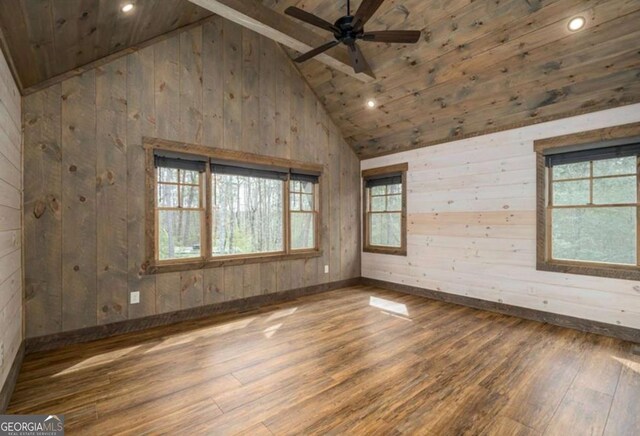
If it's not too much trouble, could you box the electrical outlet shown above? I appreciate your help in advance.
[130,291,140,304]
[324,264,329,274]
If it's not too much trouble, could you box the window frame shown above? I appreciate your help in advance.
[144,137,323,274]
[155,167,206,262]
[288,179,320,253]
[362,163,408,256]
[534,122,640,280]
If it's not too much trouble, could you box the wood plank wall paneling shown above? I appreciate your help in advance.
[22,17,361,339]
[0,45,21,393]
[61,71,97,331]
[361,104,640,331]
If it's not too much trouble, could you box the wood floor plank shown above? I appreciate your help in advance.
[603,354,640,436]
[482,416,540,436]
[544,386,612,436]
[6,285,638,435]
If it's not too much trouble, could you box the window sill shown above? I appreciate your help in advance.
[537,259,640,281]
[146,250,323,274]
[363,246,407,256]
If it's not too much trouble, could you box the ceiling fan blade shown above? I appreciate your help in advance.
[353,0,386,29]
[294,40,340,63]
[285,7,339,34]
[362,30,421,43]
[347,42,373,75]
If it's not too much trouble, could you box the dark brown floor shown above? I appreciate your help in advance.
[8,285,640,435]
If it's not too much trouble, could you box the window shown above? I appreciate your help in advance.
[211,164,286,256]
[146,139,322,272]
[362,163,408,256]
[155,153,206,261]
[289,176,318,250]
[535,123,640,280]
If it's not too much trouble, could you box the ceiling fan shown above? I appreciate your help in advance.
[285,0,421,76]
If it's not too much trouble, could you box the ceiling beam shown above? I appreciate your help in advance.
[188,0,375,83]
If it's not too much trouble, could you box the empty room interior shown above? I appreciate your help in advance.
[0,0,640,434]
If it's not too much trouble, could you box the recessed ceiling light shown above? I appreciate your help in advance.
[367,99,376,108]
[568,16,585,32]
[122,3,134,12]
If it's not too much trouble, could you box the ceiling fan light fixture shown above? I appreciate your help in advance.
[285,0,421,74]
[567,16,585,32]
[122,3,134,13]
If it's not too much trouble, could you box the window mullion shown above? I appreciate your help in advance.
[589,161,594,205]
[205,166,212,261]
[178,170,183,209]
[285,177,290,254]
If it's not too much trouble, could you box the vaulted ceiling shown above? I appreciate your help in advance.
[0,0,212,90]
[1,0,639,159]
[265,0,640,158]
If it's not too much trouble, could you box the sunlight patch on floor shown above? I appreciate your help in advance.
[264,323,283,338]
[144,317,256,353]
[369,296,410,316]
[380,311,413,322]
[613,355,640,374]
[54,345,142,377]
[266,307,298,322]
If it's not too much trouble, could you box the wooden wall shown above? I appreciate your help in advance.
[362,104,640,330]
[0,48,22,388]
[22,17,361,338]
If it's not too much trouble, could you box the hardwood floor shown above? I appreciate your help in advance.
[8,285,640,435]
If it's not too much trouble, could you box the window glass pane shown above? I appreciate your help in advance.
[291,213,315,250]
[552,207,636,265]
[552,180,590,206]
[291,180,301,193]
[301,194,314,211]
[552,162,590,180]
[181,169,200,185]
[387,194,402,211]
[181,186,200,209]
[158,184,178,207]
[387,183,402,195]
[371,196,386,212]
[593,156,636,177]
[370,212,401,247]
[371,185,386,196]
[158,210,201,260]
[290,193,300,211]
[300,181,313,194]
[212,174,284,256]
[158,167,178,183]
[593,176,637,204]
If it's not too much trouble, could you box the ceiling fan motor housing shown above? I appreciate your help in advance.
[334,16,363,45]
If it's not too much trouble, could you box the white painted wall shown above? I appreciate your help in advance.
[0,49,22,389]
[362,104,640,329]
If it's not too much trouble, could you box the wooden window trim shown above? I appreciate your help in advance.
[144,137,323,274]
[289,179,320,252]
[156,168,206,262]
[362,163,408,256]
[534,122,640,281]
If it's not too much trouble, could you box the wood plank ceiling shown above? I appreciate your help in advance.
[0,0,212,91]
[1,0,639,158]
[263,0,640,158]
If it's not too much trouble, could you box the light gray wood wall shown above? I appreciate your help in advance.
[0,47,22,388]
[362,104,640,330]
[23,17,361,338]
